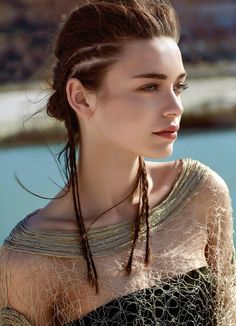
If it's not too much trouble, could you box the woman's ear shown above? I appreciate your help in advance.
[66,78,97,119]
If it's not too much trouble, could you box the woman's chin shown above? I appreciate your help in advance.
[143,146,174,160]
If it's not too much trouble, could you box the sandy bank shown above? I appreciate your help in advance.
[0,77,235,147]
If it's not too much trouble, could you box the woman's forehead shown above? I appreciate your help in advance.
[105,37,184,81]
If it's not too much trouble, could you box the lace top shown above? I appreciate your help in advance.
[0,158,235,325]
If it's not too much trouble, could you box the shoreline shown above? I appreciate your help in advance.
[1,75,236,148]
[0,113,235,149]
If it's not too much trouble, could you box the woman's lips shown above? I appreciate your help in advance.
[153,131,178,140]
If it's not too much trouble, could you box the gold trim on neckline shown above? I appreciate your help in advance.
[4,158,208,257]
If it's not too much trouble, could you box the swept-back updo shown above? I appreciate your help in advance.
[47,0,179,292]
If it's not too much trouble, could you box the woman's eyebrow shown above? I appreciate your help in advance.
[132,72,186,80]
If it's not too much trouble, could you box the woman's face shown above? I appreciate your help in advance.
[90,36,186,159]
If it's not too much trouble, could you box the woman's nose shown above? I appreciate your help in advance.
[162,94,184,118]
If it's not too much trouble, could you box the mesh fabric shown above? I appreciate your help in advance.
[0,158,235,325]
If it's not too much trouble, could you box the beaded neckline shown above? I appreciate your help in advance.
[4,158,208,257]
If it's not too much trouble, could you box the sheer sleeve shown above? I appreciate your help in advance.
[204,170,236,325]
[0,246,54,325]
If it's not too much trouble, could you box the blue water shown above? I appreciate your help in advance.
[0,129,236,245]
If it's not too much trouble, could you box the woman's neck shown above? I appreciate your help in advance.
[76,144,142,223]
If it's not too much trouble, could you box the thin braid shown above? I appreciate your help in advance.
[65,43,120,67]
[125,171,142,275]
[125,156,150,275]
[57,43,120,88]
[66,124,99,292]
[140,159,151,266]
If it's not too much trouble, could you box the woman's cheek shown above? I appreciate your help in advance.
[98,92,158,128]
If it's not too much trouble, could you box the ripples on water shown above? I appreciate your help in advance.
[0,129,235,244]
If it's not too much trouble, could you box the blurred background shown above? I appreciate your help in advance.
[0,0,235,244]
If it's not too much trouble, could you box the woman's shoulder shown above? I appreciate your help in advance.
[147,157,209,180]
[185,158,230,197]
[158,158,227,186]
[148,158,230,205]
[18,188,78,234]
[181,158,231,209]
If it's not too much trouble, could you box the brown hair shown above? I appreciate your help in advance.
[47,0,179,292]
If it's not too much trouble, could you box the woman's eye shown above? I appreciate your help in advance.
[139,82,188,94]
[139,84,159,92]
[174,83,188,94]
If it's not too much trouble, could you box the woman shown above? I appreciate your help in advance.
[0,0,235,325]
